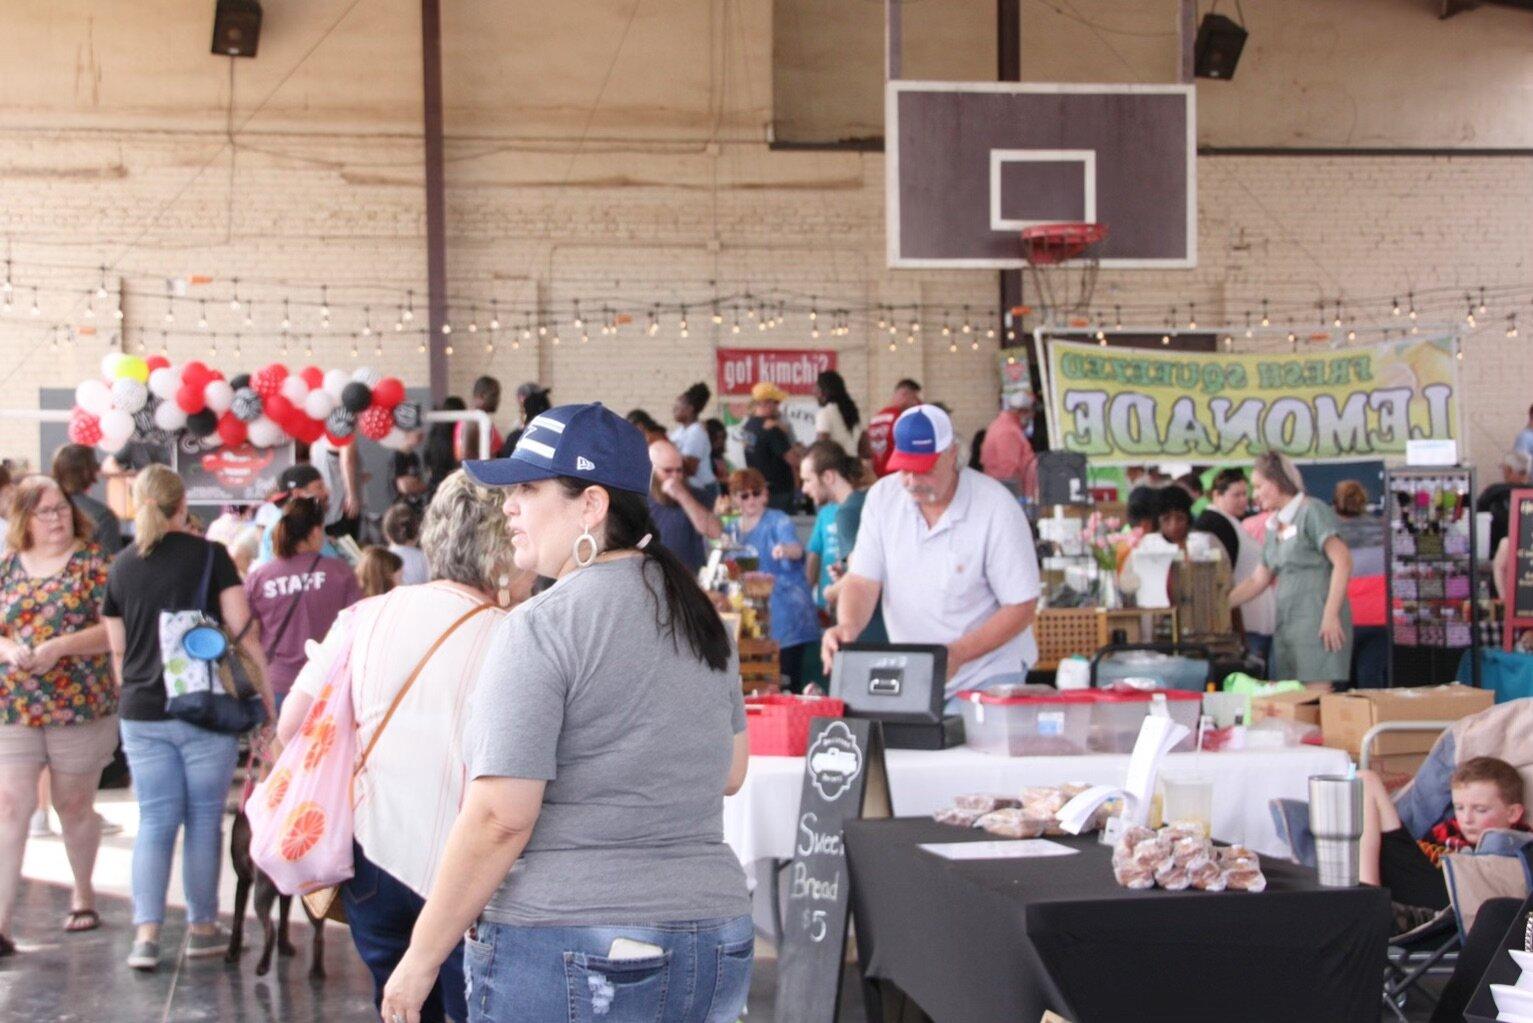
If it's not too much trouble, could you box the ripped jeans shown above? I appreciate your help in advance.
[464,915,754,1023]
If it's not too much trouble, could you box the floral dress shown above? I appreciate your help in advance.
[0,545,115,726]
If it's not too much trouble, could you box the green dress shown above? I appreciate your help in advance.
[1262,497,1354,682]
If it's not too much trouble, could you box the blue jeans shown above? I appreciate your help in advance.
[465,914,754,1023]
[343,842,466,1023]
[118,718,240,926]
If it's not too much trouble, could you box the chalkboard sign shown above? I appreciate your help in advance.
[1504,489,1533,649]
[173,438,295,506]
[775,716,891,1023]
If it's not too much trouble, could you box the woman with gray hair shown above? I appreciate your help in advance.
[1229,451,1354,684]
[276,470,531,1023]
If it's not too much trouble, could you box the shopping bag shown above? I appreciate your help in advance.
[247,619,358,896]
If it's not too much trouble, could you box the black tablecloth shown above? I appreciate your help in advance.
[844,818,1391,1023]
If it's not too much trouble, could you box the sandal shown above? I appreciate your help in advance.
[63,909,100,934]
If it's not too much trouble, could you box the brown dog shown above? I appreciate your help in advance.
[228,804,326,977]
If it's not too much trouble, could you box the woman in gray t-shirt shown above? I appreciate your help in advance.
[380,403,752,1023]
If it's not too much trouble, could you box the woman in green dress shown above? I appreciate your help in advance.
[1230,452,1354,683]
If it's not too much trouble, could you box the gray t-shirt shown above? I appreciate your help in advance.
[466,555,749,926]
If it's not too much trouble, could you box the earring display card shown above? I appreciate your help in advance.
[1385,467,1479,665]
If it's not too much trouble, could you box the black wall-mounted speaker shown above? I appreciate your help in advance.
[212,0,262,58]
[1194,13,1247,80]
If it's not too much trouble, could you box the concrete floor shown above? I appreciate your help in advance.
[0,789,1443,1022]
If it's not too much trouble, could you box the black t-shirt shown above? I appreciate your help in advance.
[102,533,242,721]
[649,488,710,573]
[390,450,426,510]
[742,416,795,498]
[1478,483,1516,556]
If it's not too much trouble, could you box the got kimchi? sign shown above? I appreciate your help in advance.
[716,348,837,397]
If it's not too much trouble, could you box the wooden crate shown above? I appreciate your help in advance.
[1035,608,1101,671]
[739,637,781,694]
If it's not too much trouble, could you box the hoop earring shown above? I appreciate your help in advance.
[572,527,599,569]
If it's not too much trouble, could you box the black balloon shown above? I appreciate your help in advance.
[340,382,373,414]
[186,408,219,438]
[326,407,357,438]
[230,373,252,391]
[392,401,422,431]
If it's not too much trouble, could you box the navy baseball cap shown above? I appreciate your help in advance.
[886,404,955,473]
[462,402,651,495]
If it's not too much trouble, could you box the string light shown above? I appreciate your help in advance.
[467,305,478,333]
[1392,297,1402,317]
[1114,305,1123,330]
[229,278,241,311]
[1478,287,1488,316]
[961,306,972,335]
[1187,303,1197,330]
[648,307,660,336]
[679,306,689,338]
[1333,301,1343,328]
[732,308,742,335]
[83,293,95,320]
[711,302,723,326]
[198,300,209,331]
[402,289,414,323]
[573,301,584,330]
[1408,291,1417,320]
[361,306,374,337]
[243,302,254,329]
[489,301,501,332]
[1244,311,1254,339]
[281,298,292,331]
[1223,335,1233,351]
[29,287,40,317]
[95,265,109,300]
[1465,293,1477,328]
[1260,299,1269,328]
[233,334,242,360]
[1508,313,1519,339]
[319,284,330,324]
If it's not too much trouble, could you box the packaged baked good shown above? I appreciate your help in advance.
[1020,788,1069,818]
[1116,824,1157,852]
[1218,844,1258,866]
[933,806,983,828]
[1113,860,1156,890]
[976,808,1049,839]
[1185,854,1224,890]
[1223,865,1267,893]
[1172,835,1210,867]
[1155,861,1191,891]
[952,793,1022,813]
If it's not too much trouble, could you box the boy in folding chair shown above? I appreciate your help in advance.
[1359,756,1530,933]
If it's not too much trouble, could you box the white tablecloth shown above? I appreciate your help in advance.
[722,744,1351,866]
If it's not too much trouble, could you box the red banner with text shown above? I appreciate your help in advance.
[716,348,837,397]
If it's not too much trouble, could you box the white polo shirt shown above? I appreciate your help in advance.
[848,468,1041,696]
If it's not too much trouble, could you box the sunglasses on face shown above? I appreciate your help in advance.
[733,490,764,500]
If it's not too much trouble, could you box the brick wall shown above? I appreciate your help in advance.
[1,129,1527,479]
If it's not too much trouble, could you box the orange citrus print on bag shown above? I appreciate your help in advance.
[280,802,327,862]
[303,719,337,771]
[264,767,291,812]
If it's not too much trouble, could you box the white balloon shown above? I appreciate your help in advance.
[304,390,336,420]
[100,352,126,381]
[248,416,286,448]
[111,377,149,414]
[148,366,179,401]
[154,401,188,432]
[323,369,350,401]
[351,366,383,387]
[378,426,409,451]
[204,380,235,415]
[279,376,310,405]
[99,409,134,449]
[75,379,113,417]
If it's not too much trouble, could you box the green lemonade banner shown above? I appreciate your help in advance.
[1043,336,1459,464]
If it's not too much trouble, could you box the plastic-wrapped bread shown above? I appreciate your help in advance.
[1186,854,1226,892]
[1116,824,1157,853]
[1171,835,1210,867]
[952,793,1022,813]
[1223,865,1267,893]
[1113,859,1156,890]
[975,808,1049,839]
[933,806,984,828]
[1218,844,1258,866]
[1130,836,1174,872]
[1163,820,1206,842]
[1020,788,1069,818]
[1155,860,1192,891]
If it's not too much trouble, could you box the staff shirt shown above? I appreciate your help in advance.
[848,468,1041,696]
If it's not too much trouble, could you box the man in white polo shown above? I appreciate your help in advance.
[822,404,1041,699]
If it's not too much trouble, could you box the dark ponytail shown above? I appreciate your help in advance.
[817,370,860,433]
[273,496,327,560]
[555,478,731,672]
[805,439,866,486]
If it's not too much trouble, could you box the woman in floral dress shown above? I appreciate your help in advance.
[0,476,115,955]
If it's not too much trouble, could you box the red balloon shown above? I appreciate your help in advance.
[300,366,325,389]
[176,383,207,414]
[217,412,247,448]
[325,430,355,448]
[209,370,225,382]
[145,355,171,373]
[295,418,325,445]
[181,361,211,389]
[264,363,289,381]
[371,378,405,410]
[359,405,394,441]
[68,408,102,446]
[264,393,295,422]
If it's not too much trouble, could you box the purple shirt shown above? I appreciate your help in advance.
[244,554,361,694]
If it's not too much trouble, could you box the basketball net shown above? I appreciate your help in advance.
[1021,222,1106,328]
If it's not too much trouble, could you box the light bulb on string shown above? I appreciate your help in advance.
[136,329,147,354]
[1392,297,1402,317]
[320,284,330,323]
[1098,331,1108,347]
[1478,287,1488,316]
[114,298,124,322]
[281,299,292,331]
[580,330,589,344]
[948,339,958,354]
[1507,313,1519,339]
[1456,341,1464,362]
[467,305,478,333]
[29,288,40,317]
[361,307,374,338]
[679,306,689,338]
[1465,294,1476,328]
[1347,327,1357,342]
[906,332,916,345]
[711,302,723,326]
[1408,291,1417,320]
[2,259,11,298]
[941,313,951,338]
[573,301,584,330]
[877,307,887,330]
[1223,335,1233,351]
[376,331,385,357]
[490,301,501,332]
[233,334,242,360]
[198,301,209,331]
[227,278,242,312]
[910,315,920,334]
[521,316,533,342]
[888,338,898,352]
[757,315,767,333]
[970,336,980,351]
[961,306,972,334]
[161,330,171,357]
[809,303,818,325]
[96,265,109,300]
[1161,333,1170,346]
[441,321,453,335]
[208,334,218,358]
[417,333,426,354]
[732,308,742,335]
[1244,311,1254,339]
[445,336,454,356]
[1187,303,1196,330]
[350,335,359,359]
[83,293,95,319]
[402,289,414,323]
[1114,305,1123,330]
[538,321,548,337]
[1334,301,1343,328]
[1288,331,1298,352]
[1260,299,1269,328]
[550,330,560,347]
[648,307,660,336]
[306,336,316,358]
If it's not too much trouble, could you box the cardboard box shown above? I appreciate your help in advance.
[1320,685,1495,770]
[1252,689,1322,727]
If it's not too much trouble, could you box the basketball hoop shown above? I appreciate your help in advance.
[1020,222,1107,327]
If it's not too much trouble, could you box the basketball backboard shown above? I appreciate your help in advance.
[886,82,1196,269]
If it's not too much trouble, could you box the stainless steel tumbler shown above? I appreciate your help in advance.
[1308,774,1364,888]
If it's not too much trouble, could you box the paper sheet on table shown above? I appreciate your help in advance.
[919,839,1079,860]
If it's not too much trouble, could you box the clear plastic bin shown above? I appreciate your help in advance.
[956,689,1094,756]
[1086,689,1203,754]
